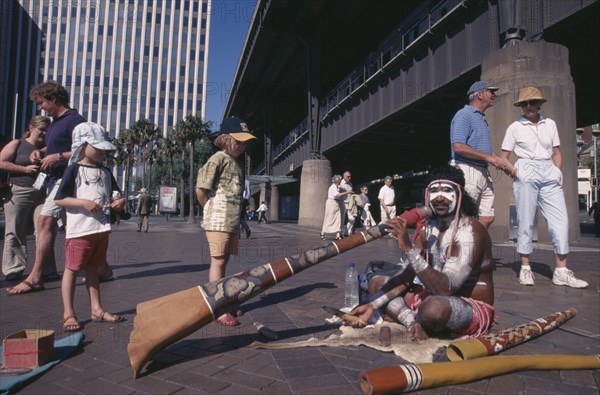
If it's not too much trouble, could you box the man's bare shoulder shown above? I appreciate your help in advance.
[459,215,492,244]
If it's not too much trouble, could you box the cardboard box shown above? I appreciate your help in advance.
[3,329,55,368]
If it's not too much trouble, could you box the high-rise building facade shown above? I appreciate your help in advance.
[1,0,211,141]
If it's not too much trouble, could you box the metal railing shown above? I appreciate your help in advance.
[255,0,465,173]
[321,0,464,118]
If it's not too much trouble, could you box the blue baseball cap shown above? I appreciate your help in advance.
[467,81,499,95]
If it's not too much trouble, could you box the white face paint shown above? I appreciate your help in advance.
[428,182,458,214]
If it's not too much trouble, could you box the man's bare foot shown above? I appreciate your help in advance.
[409,322,428,341]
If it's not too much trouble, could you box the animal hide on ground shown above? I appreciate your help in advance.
[248,322,451,364]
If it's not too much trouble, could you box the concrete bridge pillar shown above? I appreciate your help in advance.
[270,186,279,221]
[482,40,579,244]
[298,159,332,227]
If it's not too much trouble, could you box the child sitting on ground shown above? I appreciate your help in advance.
[54,122,126,331]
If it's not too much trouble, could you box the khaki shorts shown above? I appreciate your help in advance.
[454,162,495,217]
[205,231,239,257]
[39,178,64,218]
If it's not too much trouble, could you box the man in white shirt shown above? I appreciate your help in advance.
[257,201,269,224]
[378,176,395,223]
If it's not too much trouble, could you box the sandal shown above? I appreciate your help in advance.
[216,313,240,326]
[6,280,45,295]
[91,310,125,323]
[320,233,325,240]
[61,315,81,332]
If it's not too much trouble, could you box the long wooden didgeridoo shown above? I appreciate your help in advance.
[447,307,577,361]
[127,207,431,378]
[359,354,600,395]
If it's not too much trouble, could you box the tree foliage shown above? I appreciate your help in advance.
[110,116,214,219]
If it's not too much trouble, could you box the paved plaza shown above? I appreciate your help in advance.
[1,214,599,394]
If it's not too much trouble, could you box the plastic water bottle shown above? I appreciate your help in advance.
[345,262,359,309]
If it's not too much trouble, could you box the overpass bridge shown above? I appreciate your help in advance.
[224,0,599,241]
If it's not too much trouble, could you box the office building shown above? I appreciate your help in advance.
[1,0,211,140]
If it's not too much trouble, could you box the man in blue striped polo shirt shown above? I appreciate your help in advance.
[450,81,512,229]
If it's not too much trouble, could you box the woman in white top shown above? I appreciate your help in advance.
[500,86,587,289]
[320,174,353,240]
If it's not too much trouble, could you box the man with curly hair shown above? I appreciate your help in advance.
[347,165,495,341]
[8,81,84,294]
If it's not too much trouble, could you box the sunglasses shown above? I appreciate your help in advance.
[521,100,541,107]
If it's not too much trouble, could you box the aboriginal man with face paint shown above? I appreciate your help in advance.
[346,165,495,341]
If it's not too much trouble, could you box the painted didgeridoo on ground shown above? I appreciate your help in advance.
[127,207,430,378]
[359,354,600,395]
[446,307,576,361]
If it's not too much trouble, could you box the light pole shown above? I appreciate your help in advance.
[576,128,584,168]
[592,124,600,204]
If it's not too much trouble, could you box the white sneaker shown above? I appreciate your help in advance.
[519,267,535,286]
[552,269,589,288]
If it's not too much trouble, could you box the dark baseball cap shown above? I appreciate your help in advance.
[467,81,499,95]
[212,117,257,142]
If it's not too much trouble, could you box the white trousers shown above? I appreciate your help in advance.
[513,158,569,255]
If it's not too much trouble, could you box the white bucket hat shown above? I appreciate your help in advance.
[70,122,117,164]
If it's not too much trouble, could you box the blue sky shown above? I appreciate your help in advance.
[204,0,256,131]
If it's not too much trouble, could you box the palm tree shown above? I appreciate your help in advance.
[173,115,211,223]
[159,133,182,186]
[127,119,161,190]
[113,133,136,204]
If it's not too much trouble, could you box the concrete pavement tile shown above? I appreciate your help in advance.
[188,354,244,376]
[67,378,136,394]
[256,379,292,394]
[517,369,561,381]
[95,348,135,368]
[280,362,339,379]
[146,357,214,380]
[149,350,187,365]
[254,362,285,380]
[18,380,82,395]
[447,386,487,394]
[286,373,349,392]
[213,368,277,390]
[486,374,526,393]
[60,353,117,370]
[216,383,261,394]
[521,375,599,394]
[27,363,79,384]
[166,371,230,392]
[270,347,324,360]
[446,378,489,393]
[103,365,138,384]
[236,352,277,373]
[275,355,331,369]
[296,383,358,394]
[560,370,599,388]
[415,387,453,395]
[335,366,364,383]
[120,376,185,394]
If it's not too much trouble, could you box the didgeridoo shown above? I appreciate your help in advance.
[127,207,431,378]
[359,354,600,395]
[447,307,576,361]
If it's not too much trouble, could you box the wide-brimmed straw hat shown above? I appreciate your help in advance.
[514,86,547,106]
